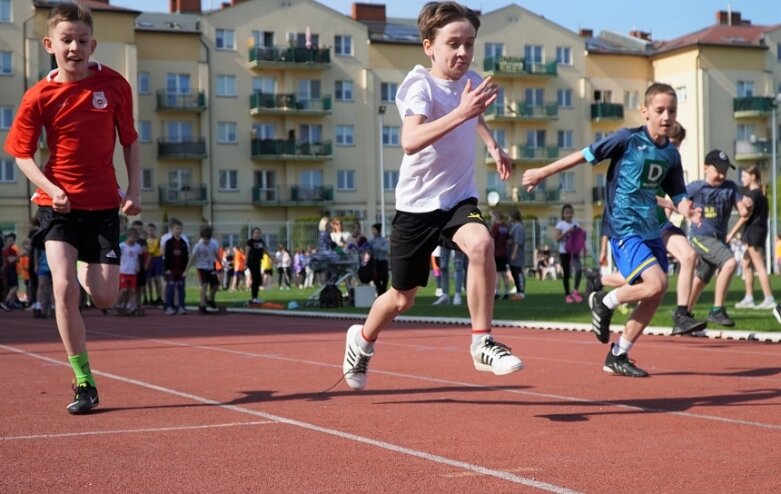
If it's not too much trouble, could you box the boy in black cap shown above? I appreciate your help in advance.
[687,149,752,327]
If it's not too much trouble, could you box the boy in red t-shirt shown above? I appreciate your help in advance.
[3,4,141,414]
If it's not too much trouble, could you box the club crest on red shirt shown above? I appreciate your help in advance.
[92,91,108,109]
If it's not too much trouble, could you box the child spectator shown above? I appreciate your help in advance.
[117,227,142,314]
[508,209,526,300]
[163,218,188,315]
[186,225,220,314]
[490,210,514,300]
[145,222,164,306]
[555,204,584,303]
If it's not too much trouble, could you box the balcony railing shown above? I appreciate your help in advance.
[518,189,561,203]
[157,138,207,160]
[734,139,772,160]
[156,89,206,112]
[249,92,332,115]
[252,185,334,206]
[590,102,624,120]
[485,101,558,120]
[158,184,208,206]
[251,138,333,160]
[248,45,331,69]
[483,56,557,77]
[516,145,560,162]
[733,96,775,118]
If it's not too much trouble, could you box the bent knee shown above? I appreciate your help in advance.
[91,290,118,308]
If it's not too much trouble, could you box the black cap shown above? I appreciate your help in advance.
[705,149,735,173]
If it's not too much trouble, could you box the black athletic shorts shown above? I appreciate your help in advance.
[197,268,220,287]
[33,207,120,265]
[743,226,767,248]
[390,198,488,291]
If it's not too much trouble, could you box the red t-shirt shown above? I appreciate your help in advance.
[4,63,138,210]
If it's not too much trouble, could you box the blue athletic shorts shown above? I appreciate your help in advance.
[610,235,667,284]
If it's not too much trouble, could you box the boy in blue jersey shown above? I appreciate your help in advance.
[687,150,752,327]
[523,83,698,377]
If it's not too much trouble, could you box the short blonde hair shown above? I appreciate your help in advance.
[47,3,93,34]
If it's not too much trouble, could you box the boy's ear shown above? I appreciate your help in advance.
[422,38,434,57]
[42,36,54,53]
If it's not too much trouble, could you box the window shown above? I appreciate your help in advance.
[218,122,237,144]
[675,86,687,103]
[557,130,573,149]
[556,89,572,108]
[0,158,15,183]
[298,124,322,143]
[337,170,356,191]
[525,88,544,105]
[219,170,239,191]
[299,169,323,189]
[559,172,575,192]
[335,80,353,101]
[252,123,275,140]
[593,89,612,103]
[492,128,506,150]
[252,76,276,94]
[380,82,398,102]
[335,125,354,145]
[297,79,321,99]
[254,169,276,191]
[382,126,400,146]
[737,80,754,97]
[138,120,152,143]
[215,29,236,50]
[624,90,639,109]
[736,124,754,141]
[168,169,192,190]
[137,72,150,95]
[0,0,10,23]
[555,46,572,65]
[594,131,612,141]
[524,45,543,64]
[216,75,236,97]
[0,51,11,75]
[778,43,781,62]
[0,106,12,129]
[526,129,546,147]
[383,170,399,191]
[166,73,191,105]
[293,31,319,48]
[166,121,193,142]
[251,30,274,48]
[485,42,503,59]
[486,171,501,192]
[334,35,352,56]
[141,168,153,191]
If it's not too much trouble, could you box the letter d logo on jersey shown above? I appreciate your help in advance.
[641,159,666,189]
[92,91,108,109]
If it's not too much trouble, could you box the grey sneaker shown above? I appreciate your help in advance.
[671,311,707,336]
[706,307,735,327]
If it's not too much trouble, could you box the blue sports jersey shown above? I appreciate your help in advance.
[583,126,687,240]
[687,180,742,241]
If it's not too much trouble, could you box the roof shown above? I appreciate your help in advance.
[586,30,652,55]
[360,18,420,45]
[652,23,781,55]
[135,12,202,34]
[33,0,140,14]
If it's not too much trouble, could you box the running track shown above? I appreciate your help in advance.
[0,309,779,493]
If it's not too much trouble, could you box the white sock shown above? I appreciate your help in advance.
[355,328,375,354]
[603,290,620,310]
[471,332,491,351]
[612,336,634,356]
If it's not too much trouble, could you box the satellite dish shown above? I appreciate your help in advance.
[487,191,500,206]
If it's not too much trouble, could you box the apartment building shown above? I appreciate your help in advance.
[0,1,778,247]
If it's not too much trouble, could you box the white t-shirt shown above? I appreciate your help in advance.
[394,65,482,213]
[119,242,142,275]
[555,220,577,254]
[191,238,219,270]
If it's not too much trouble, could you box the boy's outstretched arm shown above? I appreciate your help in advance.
[521,150,586,191]
[477,116,511,180]
[122,139,142,216]
[400,77,498,155]
[15,157,71,213]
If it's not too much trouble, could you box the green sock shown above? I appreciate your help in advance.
[710,306,721,313]
[68,353,95,387]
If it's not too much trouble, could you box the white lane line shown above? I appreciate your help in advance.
[83,330,781,431]
[2,421,275,441]
[0,343,580,494]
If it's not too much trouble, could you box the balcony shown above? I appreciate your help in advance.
[518,189,561,203]
[156,89,206,112]
[483,56,557,77]
[733,96,774,118]
[485,101,558,121]
[252,185,334,207]
[734,139,772,161]
[515,145,560,162]
[158,184,208,206]
[590,103,624,121]
[157,138,207,160]
[248,46,330,70]
[251,138,333,161]
[249,92,332,116]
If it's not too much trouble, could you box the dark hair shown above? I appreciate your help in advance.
[48,3,93,34]
[169,217,183,227]
[372,223,383,235]
[200,226,213,239]
[561,203,574,218]
[671,122,686,142]
[510,210,522,222]
[418,2,480,42]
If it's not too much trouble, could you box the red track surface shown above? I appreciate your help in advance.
[1,308,779,493]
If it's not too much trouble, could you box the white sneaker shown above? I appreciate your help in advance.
[433,294,450,305]
[754,297,777,310]
[164,307,176,315]
[434,287,443,297]
[734,297,756,309]
[342,325,373,390]
[453,293,462,305]
[471,335,524,375]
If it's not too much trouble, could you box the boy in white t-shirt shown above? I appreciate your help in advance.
[117,227,142,314]
[341,1,523,390]
[186,225,220,314]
